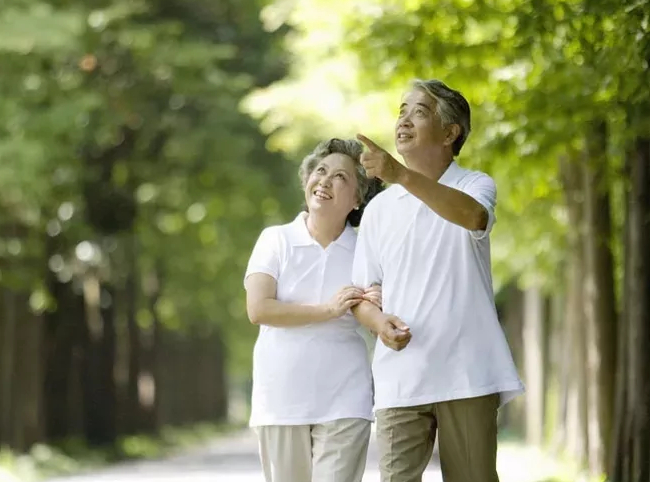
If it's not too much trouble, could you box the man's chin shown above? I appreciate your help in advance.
[396,143,414,157]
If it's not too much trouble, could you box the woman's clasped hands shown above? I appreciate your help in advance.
[327,284,382,318]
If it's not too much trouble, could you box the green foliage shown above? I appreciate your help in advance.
[249,0,649,291]
[0,0,300,375]
[0,442,107,482]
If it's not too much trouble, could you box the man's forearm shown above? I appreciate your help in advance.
[351,300,385,334]
[399,169,488,231]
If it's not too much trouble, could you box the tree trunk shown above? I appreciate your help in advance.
[81,273,117,446]
[138,321,158,433]
[629,138,650,481]
[611,137,650,481]
[560,155,590,467]
[499,282,525,436]
[554,287,572,452]
[523,285,545,446]
[582,121,617,473]
[546,289,565,450]
[156,327,179,426]
[43,233,87,442]
[13,297,44,451]
[0,287,17,447]
[213,328,228,421]
[569,248,590,467]
[610,143,634,482]
[126,231,142,434]
[141,263,163,433]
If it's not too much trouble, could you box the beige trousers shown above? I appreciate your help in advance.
[375,394,500,482]
[256,418,371,482]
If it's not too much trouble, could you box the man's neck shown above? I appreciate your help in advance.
[402,152,454,182]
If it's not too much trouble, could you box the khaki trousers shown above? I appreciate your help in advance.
[256,418,371,482]
[375,393,500,482]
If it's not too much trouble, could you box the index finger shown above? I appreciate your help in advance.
[356,134,383,152]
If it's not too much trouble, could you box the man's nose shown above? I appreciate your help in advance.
[398,115,413,127]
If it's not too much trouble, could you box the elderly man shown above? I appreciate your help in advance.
[352,79,524,482]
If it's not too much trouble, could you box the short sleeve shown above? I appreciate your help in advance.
[244,227,282,285]
[463,174,497,240]
[352,203,383,288]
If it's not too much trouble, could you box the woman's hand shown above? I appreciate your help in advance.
[327,286,365,318]
[363,284,382,309]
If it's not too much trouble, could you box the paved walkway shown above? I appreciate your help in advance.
[45,429,571,482]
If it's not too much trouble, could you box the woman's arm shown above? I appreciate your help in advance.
[245,273,365,327]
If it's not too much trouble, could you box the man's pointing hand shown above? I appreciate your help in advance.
[357,134,407,184]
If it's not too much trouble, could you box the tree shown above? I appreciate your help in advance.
[0,0,298,450]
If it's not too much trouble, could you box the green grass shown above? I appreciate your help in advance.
[0,422,243,482]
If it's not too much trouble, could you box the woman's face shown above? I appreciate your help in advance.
[304,153,359,222]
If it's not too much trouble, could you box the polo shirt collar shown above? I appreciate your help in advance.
[396,161,461,198]
[287,211,356,251]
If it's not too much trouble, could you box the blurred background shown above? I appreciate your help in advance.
[0,0,648,481]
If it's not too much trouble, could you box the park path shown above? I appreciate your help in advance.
[45,428,570,482]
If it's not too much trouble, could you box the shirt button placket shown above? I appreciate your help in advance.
[319,250,327,302]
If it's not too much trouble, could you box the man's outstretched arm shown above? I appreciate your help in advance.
[357,134,493,232]
[399,169,490,231]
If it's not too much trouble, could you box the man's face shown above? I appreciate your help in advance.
[395,88,448,158]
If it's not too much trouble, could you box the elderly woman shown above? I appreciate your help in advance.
[244,138,384,482]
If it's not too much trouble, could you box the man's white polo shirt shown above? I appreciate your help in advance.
[244,212,374,426]
[352,161,524,411]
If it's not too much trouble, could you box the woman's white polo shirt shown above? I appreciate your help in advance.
[244,212,374,426]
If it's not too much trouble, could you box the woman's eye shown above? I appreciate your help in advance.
[316,167,326,174]
[335,173,345,179]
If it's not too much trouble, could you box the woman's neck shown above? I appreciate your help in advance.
[305,212,346,248]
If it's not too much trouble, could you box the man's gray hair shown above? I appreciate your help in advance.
[298,138,370,205]
[412,79,471,156]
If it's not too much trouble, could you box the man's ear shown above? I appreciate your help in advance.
[444,124,461,147]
